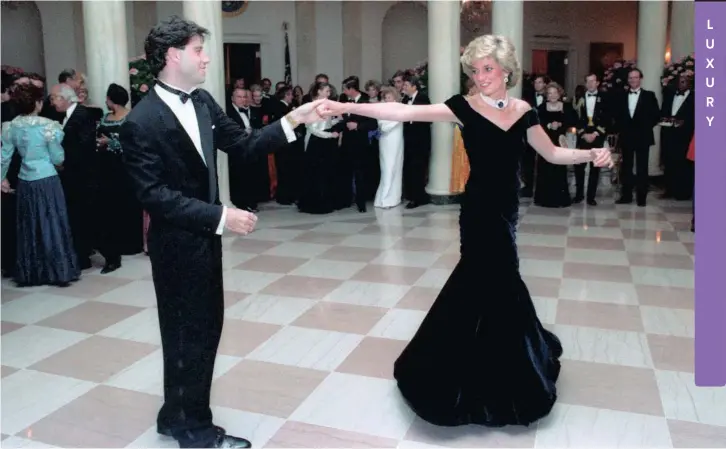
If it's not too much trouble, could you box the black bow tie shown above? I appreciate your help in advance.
[587,93,596,97]
[239,107,248,114]
[157,80,197,104]
[630,90,639,95]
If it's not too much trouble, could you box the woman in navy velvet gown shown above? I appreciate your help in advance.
[319,35,612,428]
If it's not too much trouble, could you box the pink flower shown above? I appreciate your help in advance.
[129,68,139,75]
[613,62,622,69]
[139,84,149,92]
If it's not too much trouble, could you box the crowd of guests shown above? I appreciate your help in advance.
[224,71,432,214]
[1,63,696,288]
[504,70,694,210]
[2,69,144,287]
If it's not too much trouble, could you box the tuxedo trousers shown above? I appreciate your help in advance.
[149,225,225,448]
[620,145,650,201]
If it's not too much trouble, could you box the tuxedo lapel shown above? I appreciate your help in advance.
[193,98,218,203]
[150,90,209,180]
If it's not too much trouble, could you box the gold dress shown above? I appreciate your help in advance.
[450,125,470,194]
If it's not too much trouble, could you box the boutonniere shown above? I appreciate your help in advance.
[596,97,601,103]
[262,115,269,125]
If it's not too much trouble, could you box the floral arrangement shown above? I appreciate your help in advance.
[661,54,694,92]
[600,59,637,93]
[128,55,155,107]
[1,65,24,76]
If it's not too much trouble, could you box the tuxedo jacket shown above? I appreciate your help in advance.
[403,92,431,150]
[59,104,97,190]
[614,89,661,149]
[660,89,695,142]
[329,94,377,148]
[576,92,612,141]
[120,88,288,237]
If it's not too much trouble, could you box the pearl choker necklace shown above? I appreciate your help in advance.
[480,93,508,109]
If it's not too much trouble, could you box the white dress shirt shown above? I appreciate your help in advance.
[628,89,641,117]
[671,90,690,116]
[585,91,598,119]
[62,102,78,128]
[155,82,297,235]
[234,106,251,130]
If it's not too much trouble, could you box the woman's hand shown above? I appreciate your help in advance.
[590,148,613,168]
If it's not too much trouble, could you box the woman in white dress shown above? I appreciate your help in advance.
[374,86,404,208]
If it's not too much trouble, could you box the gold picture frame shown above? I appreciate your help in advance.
[222,1,249,18]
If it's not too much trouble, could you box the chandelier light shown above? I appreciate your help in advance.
[461,0,492,35]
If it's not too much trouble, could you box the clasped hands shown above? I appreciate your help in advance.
[590,148,613,168]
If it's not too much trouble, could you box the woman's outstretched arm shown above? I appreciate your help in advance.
[527,124,612,167]
[321,99,458,124]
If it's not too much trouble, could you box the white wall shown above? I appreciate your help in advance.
[1,1,45,75]
[4,1,641,97]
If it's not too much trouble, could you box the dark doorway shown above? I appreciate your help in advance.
[546,50,568,88]
[223,43,261,91]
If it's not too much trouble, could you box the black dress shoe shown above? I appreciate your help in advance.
[210,434,252,448]
[615,197,632,205]
[572,195,584,204]
[405,201,419,209]
[157,424,225,438]
[587,199,597,206]
[357,204,367,213]
[101,262,121,274]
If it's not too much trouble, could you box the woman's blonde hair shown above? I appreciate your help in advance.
[461,34,521,89]
[379,86,400,102]
[545,81,565,99]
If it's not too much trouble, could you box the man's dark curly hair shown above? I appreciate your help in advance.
[144,15,210,77]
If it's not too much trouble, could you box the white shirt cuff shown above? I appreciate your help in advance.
[216,206,227,235]
[280,117,298,143]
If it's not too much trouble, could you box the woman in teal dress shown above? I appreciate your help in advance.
[1,83,80,286]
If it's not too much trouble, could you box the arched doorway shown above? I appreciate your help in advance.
[1,1,46,76]
[381,1,428,81]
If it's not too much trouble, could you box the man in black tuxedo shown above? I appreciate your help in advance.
[659,73,695,200]
[329,76,377,212]
[401,74,431,208]
[119,16,322,449]
[521,75,548,197]
[226,87,268,212]
[614,68,661,206]
[575,73,611,206]
[50,83,98,269]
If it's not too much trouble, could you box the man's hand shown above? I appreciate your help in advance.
[1,179,14,194]
[346,122,358,131]
[224,208,258,235]
[287,99,326,124]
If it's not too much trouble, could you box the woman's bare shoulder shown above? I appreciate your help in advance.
[510,97,532,113]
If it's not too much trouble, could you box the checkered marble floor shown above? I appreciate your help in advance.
[2,197,725,448]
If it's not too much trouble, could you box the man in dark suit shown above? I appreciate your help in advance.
[119,17,322,449]
[659,73,695,200]
[401,74,431,208]
[575,73,612,206]
[329,76,378,212]
[50,83,98,269]
[614,68,661,206]
[226,87,268,212]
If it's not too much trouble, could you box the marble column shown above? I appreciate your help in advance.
[670,0,694,62]
[425,0,460,201]
[82,0,130,110]
[183,0,230,205]
[491,0,524,98]
[636,0,668,176]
